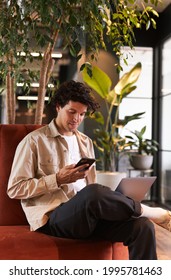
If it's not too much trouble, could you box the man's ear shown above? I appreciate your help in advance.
[56,104,60,112]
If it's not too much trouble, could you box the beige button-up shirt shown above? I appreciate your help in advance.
[7,119,96,231]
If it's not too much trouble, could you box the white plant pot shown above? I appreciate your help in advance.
[130,154,153,170]
[96,171,127,191]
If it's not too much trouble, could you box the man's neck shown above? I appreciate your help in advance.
[55,118,74,136]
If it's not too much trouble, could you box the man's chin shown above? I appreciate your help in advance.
[69,125,78,131]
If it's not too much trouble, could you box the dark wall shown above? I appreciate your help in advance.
[133,4,171,48]
[133,23,159,47]
[156,4,171,44]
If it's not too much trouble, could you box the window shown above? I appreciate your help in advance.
[118,47,153,172]
[160,37,171,206]
[119,47,153,138]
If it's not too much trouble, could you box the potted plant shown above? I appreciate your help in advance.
[126,125,159,170]
[82,62,145,186]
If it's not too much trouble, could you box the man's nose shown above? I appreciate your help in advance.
[73,113,79,121]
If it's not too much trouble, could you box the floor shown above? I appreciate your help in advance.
[154,223,171,260]
[143,201,171,260]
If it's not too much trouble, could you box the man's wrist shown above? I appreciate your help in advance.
[56,172,61,186]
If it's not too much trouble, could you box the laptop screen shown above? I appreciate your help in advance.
[115,177,157,201]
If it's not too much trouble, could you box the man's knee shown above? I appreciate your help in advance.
[83,184,110,201]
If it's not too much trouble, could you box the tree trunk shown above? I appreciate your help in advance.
[6,54,15,124]
[34,27,60,124]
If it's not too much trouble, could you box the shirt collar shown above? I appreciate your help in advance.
[47,119,91,157]
[47,118,80,138]
[47,119,62,137]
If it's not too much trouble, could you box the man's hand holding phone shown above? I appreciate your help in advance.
[74,158,96,172]
[56,158,95,186]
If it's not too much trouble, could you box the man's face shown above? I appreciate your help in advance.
[56,101,88,135]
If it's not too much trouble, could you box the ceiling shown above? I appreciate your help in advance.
[135,0,171,12]
[154,0,171,12]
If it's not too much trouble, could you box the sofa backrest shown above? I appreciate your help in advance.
[0,124,42,226]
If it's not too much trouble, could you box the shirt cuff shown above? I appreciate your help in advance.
[44,174,57,192]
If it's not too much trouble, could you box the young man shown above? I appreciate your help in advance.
[7,80,171,260]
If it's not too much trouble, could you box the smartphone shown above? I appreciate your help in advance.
[75,157,96,171]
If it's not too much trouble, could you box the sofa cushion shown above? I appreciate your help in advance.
[0,225,128,260]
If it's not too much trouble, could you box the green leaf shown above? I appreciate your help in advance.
[114,62,142,96]
[117,112,145,126]
[69,45,76,57]
[69,14,77,26]
[151,18,157,29]
[90,111,104,125]
[82,64,112,99]
[140,126,147,136]
[151,9,159,17]
[146,20,151,30]
[107,89,118,105]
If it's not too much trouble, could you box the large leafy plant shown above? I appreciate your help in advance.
[82,62,145,171]
[0,0,159,124]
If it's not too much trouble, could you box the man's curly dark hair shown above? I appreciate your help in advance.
[52,80,99,113]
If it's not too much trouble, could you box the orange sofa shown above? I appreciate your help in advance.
[0,124,129,260]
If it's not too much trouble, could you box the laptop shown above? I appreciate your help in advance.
[115,176,157,201]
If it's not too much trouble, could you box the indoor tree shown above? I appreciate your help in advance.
[0,0,159,124]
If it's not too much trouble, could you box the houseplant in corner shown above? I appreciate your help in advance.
[82,62,145,188]
[126,125,159,170]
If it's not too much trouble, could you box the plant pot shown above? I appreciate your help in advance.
[130,154,153,170]
[96,171,127,191]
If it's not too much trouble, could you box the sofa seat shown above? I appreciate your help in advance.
[0,225,128,260]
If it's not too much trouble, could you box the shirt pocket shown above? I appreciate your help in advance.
[39,156,58,175]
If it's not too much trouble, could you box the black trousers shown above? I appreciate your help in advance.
[38,184,157,260]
